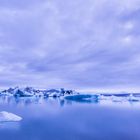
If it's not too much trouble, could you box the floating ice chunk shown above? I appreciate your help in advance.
[65,94,98,103]
[0,111,22,122]
[14,89,34,97]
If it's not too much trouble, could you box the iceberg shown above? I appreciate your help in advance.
[0,87,79,98]
[65,94,98,103]
[14,89,34,97]
[0,111,22,122]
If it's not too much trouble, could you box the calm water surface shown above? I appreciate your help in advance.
[0,95,140,140]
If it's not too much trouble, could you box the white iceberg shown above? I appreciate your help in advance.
[0,87,79,98]
[0,111,22,122]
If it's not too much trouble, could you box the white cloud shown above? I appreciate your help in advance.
[0,0,139,90]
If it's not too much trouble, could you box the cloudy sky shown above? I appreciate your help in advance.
[0,0,140,91]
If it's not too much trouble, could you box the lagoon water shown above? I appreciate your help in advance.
[0,95,140,140]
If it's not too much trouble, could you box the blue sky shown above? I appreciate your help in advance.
[0,0,140,91]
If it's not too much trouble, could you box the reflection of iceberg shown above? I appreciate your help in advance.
[65,95,98,103]
[0,122,20,130]
[0,111,22,122]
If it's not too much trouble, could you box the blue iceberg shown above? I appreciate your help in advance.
[65,94,98,103]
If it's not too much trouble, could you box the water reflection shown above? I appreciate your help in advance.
[0,122,20,130]
[0,93,140,108]
[4,95,98,107]
[0,94,140,140]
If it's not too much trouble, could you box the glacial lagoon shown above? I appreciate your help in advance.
[0,94,140,140]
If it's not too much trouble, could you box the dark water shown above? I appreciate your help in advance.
[0,95,140,140]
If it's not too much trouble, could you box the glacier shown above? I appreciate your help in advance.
[0,111,22,122]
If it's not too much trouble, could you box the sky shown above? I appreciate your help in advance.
[0,0,140,91]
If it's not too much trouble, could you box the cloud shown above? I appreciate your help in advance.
[0,0,140,90]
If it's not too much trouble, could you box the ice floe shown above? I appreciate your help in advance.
[0,111,22,122]
[65,95,98,103]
